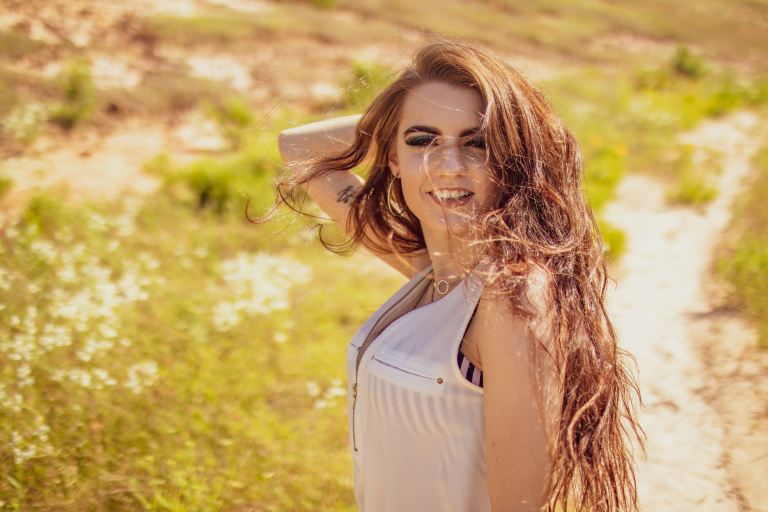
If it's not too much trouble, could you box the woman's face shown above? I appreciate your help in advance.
[389,81,500,238]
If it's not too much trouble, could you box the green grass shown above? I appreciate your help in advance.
[547,47,767,214]
[141,3,395,50]
[0,187,391,509]
[336,0,768,70]
[337,59,396,113]
[717,144,768,348]
[143,13,272,46]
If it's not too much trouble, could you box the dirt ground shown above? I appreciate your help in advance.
[604,111,767,511]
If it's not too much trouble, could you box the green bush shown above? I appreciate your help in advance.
[672,45,707,79]
[582,138,627,212]
[598,218,626,263]
[0,170,12,200]
[204,96,257,150]
[665,144,719,206]
[146,147,278,216]
[339,59,395,112]
[47,58,96,130]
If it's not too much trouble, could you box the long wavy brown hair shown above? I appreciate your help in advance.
[253,38,647,511]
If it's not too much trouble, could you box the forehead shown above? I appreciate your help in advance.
[399,82,484,132]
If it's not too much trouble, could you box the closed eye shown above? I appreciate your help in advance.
[405,135,435,147]
[467,137,486,149]
[405,135,486,149]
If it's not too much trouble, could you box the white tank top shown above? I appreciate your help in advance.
[345,262,491,511]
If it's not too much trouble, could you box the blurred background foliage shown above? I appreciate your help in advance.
[0,0,767,509]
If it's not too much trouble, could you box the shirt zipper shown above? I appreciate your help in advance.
[351,273,429,452]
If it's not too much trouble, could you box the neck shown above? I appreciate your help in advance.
[423,227,481,284]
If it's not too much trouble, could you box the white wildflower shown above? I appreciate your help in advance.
[98,323,119,339]
[124,360,159,395]
[88,212,109,232]
[10,413,53,465]
[16,363,33,387]
[57,262,78,283]
[76,337,115,362]
[273,331,287,343]
[93,368,117,386]
[30,239,57,264]
[212,253,311,331]
[1,102,47,144]
[38,324,72,350]
[0,268,11,291]
[212,302,240,331]
[306,381,321,397]
[138,252,160,271]
[70,368,93,388]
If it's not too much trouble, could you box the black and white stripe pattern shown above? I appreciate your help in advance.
[457,350,483,387]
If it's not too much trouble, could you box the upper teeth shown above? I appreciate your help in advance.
[432,190,472,199]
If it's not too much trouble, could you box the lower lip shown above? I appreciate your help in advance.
[428,192,474,208]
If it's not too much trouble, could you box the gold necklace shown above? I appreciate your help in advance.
[429,272,463,298]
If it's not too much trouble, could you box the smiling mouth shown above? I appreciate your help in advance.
[428,191,474,207]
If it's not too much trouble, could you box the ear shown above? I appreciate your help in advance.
[388,151,400,178]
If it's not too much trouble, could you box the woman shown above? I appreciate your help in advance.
[265,39,646,511]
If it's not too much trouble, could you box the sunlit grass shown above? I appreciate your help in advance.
[0,188,392,509]
[717,143,768,348]
[546,47,768,219]
[665,144,721,207]
[336,0,768,67]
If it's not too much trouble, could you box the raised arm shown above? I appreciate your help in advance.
[277,115,430,278]
[278,114,367,222]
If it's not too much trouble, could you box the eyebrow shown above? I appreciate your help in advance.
[402,125,481,137]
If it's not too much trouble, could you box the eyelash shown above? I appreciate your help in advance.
[405,135,486,149]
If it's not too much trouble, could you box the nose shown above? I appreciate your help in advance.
[430,141,464,175]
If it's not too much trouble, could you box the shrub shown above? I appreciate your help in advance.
[0,170,12,200]
[204,96,257,150]
[339,59,395,112]
[47,58,96,130]
[665,144,720,206]
[671,45,707,79]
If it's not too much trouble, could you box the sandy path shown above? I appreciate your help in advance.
[604,110,766,511]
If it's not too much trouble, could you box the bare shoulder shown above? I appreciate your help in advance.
[473,263,555,360]
[474,263,560,510]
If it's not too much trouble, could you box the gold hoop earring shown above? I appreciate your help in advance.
[386,177,405,217]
